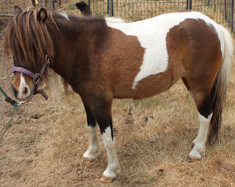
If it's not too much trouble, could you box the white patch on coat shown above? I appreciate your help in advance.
[189,113,212,160]
[18,73,30,99]
[102,127,120,179]
[60,11,69,20]
[106,11,224,89]
[83,125,100,160]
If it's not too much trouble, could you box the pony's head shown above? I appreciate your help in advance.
[4,6,54,101]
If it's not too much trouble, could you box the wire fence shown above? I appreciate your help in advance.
[0,0,234,140]
[0,41,23,139]
[85,0,234,31]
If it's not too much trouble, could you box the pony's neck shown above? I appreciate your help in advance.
[45,15,107,90]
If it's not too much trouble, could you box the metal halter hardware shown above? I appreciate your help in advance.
[12,55,51,100]
[32,59,50,86]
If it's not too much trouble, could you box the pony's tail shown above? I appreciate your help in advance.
[208,26,233,145]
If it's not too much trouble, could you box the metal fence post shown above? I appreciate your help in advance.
[111,0,113,16]
[88,0,90,8]
[52,0,55,10]
[107,0,109,16]
[107,0,113,17]
[186,0,192,10]
[224,0,227,20]
[232,0,234,32]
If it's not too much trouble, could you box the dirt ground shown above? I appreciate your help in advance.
[0,2,235,187]
[1,67,235,187]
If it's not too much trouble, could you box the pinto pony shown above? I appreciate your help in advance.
[4,6,233,182]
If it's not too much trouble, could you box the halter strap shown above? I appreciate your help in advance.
[12,67,37,79]
[12,56,50,85]
[12,55,50,100]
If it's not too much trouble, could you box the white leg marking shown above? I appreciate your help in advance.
[102,127,120,180]
[18,73,30,99]
[83,125,100,160]
[189,113,212,160]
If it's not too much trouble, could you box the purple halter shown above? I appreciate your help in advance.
[12,55,50,100]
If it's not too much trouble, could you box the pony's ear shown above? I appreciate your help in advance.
[75,1,92,16]
[14,6,22,15]
[37,8,47,23]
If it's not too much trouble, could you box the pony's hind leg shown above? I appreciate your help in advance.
[189,91,213,161]
[82,105,100,161]
[189,93,213,160]
[189,112,212,160]
[182,78,213,161]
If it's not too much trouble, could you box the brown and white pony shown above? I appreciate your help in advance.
[4,6,233,182]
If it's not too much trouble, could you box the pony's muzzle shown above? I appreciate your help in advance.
[11,72,35,101]
[11,84,32,101]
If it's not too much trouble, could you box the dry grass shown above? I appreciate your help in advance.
[1,57,235,186]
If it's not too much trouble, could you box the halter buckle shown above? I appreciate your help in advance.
[32,56,50,85]
[33,74,41,85]
[45,55,51,69]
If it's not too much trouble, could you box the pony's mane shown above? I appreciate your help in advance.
[4,7,54,67]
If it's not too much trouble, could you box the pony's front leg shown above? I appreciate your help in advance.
[82,106,100,161]
[100,126,120,182]
[93,101,121,183]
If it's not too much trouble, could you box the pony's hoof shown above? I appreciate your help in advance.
[100,176,115,183]
[82,150,100,161]
[82,154,96,163]
[82,156,94,163]
[188,151,202,162]
[188,155,201,163]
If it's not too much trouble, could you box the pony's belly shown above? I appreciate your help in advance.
[113,71,173,99]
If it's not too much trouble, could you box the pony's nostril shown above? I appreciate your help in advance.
[23,87,28,95]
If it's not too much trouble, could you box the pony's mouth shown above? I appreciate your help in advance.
[16,94,33,101]
[17,95,33,101]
